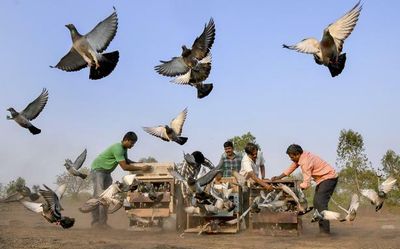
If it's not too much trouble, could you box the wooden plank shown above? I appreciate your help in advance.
[127,192,171,203]
[251,212,298,223]
[127,208,170,217]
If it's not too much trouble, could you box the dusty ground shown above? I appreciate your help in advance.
[0,200,399,249]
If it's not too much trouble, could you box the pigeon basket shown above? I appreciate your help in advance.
[249,179,303,236]
[124,162,175,231]
[183,177,241,234]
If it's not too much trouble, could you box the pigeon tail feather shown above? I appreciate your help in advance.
[79,173,88,179]
[175,136,188,145]
[89,50,119,80]
[28,125,41,135]
[328,53,346,77]
[196,83,213,99]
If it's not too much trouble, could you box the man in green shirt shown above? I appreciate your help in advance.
[91,131,152,229]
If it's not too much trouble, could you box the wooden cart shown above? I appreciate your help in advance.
[249,179,303,236]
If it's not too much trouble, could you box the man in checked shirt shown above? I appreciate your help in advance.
[272,144,338,235]
[216,140,243,177]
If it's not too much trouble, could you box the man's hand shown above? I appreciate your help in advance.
[263,184,274,191]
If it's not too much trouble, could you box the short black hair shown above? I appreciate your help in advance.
[191,151,205,164]
[244,143,258,155]
[123,131,138,142]
[223,140,233,148]
[286,144,303,155]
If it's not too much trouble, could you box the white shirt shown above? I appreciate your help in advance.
[239,153,258,177]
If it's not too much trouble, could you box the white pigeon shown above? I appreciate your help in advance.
[143,108,188,145]
[278,183,305,213]
[7,88,49,135]
[283,1,362,77]
[64,149,87,179]
[361,176,397,211]
[311,209,341,222]
[332,194,359,222]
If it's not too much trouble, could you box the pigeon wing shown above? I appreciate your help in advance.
[349,193,360,212]
[321,210,341,220]
[283,38,320,54]
[85,7,118,53]
[21,201,43,213]
[55,184,67,200]
[52,48,87,72]
[170,108,187,135]
[143,126,169,141]
[154,57,189,77]
[191,18,216,59]
[39,185,62,216]
[379,176,397,194]
[361,189,379,204]
[1,192,24,203]
[73,149,87,170]
[327,1,362,53]
[197,169,222,187]
[21,88,49,121]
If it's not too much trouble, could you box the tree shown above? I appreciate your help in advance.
[335,129,376,199]
[56,167,92,199]
[138,156,158,163]
[380,149,400,204]
[229,132,259,153]
[5,177,26,195]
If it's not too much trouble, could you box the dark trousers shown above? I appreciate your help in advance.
[313,177,338,233]
[91,170,113,226]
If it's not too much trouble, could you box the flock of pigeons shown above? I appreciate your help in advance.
[3,0,396,232]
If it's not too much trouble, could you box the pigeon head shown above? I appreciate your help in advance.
[181,45,191,57]
[7,108,17,115]
[64,159,73,168]
[60,216,75,229]
[378,191,386,198]
[65,24,81,41]
[65,24,76,31]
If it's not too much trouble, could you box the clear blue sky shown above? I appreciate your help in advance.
[1,0,399,188]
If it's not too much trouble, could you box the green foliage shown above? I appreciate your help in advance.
[56,167,92,199]
[380,150,400,205]
[336,129,370,171]
[138,156,158,163]
[229,132,259,153]
[0,183,5,198]
[5,177,26,195]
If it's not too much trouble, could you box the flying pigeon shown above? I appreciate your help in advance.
[332,194,359,222]
[21,184,74,229]
[311,209,341,222]
[155,18,215,98]
[0,185,39,203]
[51,7,119,80]
[283,1,362,77]
[7,88,48,135]
[278,183,306,213]
[143,108,188,145]
[64,149,88,179]
[361,176,397,211]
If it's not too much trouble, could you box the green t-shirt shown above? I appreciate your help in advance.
[91,142,127,171]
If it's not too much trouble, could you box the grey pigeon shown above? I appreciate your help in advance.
[361,176,397,211]
[7,88,48,135]
[283,1,362,77]
[143,108,188,145]
[64,149,88,179]
[155,18,215,98]
[51,7,119,80]
[21,184,74,229]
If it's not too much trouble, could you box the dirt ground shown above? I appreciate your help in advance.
[0,200,399,249]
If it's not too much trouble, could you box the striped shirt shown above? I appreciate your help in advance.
[283,151,337,189]
[217,152,243,177]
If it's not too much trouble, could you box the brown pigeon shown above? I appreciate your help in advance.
[51,7,119,80]
[283,1,362,77]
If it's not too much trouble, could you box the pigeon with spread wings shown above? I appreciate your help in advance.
[51,7,119,80]
[7,88,48,135]
[64,149,88,179]
[155,18,215,98]
[283,1,362,77]
[361,176,397,211]
[21,184,75,229]
[143,108,188,145]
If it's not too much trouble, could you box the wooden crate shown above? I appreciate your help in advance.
[249,179,302,236]
[184,177,241,234]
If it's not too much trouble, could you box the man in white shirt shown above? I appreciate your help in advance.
[240,143,273,191]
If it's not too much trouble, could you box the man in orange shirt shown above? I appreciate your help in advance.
[272,144,338,235]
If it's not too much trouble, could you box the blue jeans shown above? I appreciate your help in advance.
[91,170,113,226]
